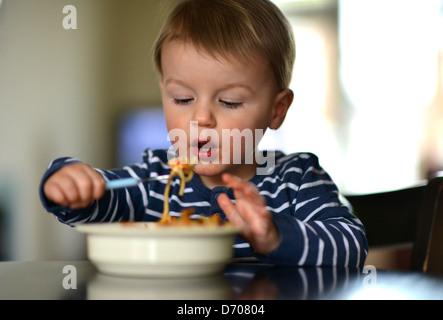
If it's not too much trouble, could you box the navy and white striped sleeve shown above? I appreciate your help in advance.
[259,153,368,268]
[39,156,154,226]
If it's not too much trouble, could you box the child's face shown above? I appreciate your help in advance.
[159,41,291,188]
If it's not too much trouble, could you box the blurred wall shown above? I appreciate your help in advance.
[0,0,175,260]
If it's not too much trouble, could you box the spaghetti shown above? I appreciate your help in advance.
[159,157,195,224]
[121,157,225,227]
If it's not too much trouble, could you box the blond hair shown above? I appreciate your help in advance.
[154,0,295,90]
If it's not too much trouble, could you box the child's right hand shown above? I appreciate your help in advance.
[43,163,105,210]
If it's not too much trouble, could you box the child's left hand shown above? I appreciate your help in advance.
[217,173,280,256]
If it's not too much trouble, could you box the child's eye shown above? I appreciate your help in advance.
[173,98,194,105]
[219,100,243,108]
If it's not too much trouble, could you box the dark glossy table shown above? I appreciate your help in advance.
[1,260,443,300]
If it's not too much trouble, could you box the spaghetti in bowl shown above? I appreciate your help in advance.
[77,157,239,278]
[76,222,240,278]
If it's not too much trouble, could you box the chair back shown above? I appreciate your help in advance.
[344,172,443,274]
[412,173,443,274]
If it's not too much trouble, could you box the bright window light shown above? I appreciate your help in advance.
[340,0,441,112]
[339,0,442,193]
[263,0,443,193]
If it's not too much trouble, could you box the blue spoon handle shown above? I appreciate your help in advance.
[105,175,171,190]
[105,178,139,190]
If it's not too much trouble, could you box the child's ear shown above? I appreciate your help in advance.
[270,89,293,130]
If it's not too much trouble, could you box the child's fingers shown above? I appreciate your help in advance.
[219,173,268,228]
[43,180,69,207]
[220,173,280,254]
[68,166,105,208]
[91,172,106,200]
[222,173,250,191]
[79,167,105,201]
[70,173,93,205]
[222,173,264,205]
[53,173,87,209]
[43,163,104,209]
[217,193,244,227]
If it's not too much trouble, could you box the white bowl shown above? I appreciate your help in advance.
[76,222,240,278]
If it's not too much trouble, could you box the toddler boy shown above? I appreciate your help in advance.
[40,0,367,267]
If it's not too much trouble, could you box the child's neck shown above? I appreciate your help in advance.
[199,163,258,189]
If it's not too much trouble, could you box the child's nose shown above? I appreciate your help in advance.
[192,103,216,128]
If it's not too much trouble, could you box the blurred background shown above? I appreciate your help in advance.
[0,0,442,261]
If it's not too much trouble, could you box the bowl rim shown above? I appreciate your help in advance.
[76,222,241,237]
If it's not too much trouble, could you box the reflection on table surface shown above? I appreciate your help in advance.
[1,260,443,300]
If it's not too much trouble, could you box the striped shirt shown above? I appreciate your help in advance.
[40,149,368,267]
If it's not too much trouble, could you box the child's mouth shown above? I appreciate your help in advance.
[192,138,218,161]
[198,141,212,157]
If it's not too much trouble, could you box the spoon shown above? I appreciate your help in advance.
[105,175,171,190]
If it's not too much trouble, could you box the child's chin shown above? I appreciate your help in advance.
[193,162,225,176]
